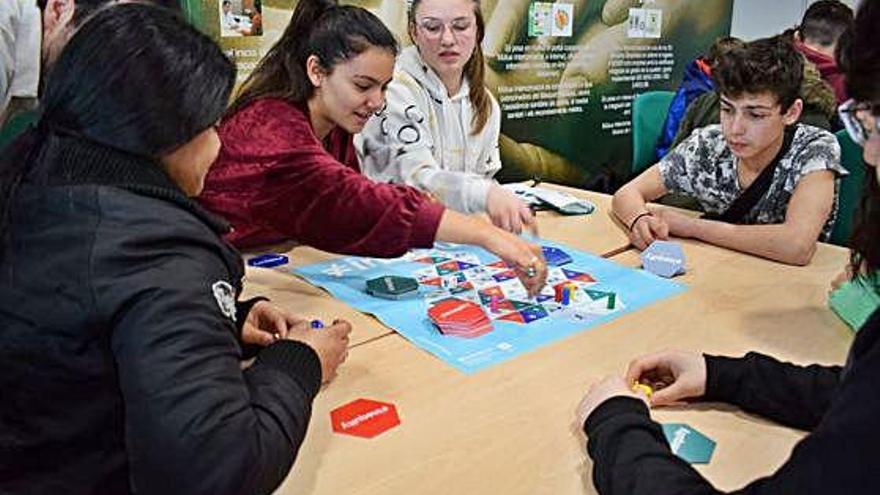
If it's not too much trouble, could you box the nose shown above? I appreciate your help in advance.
[440,25,456,45]
[729,114,746,135]
[367,89,385,112]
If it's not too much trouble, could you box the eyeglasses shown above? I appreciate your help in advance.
[416,17,475,40]
[838,99,879,146]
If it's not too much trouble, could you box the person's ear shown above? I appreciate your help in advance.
[42,0,76,38]
[782,98,803,125]
[306,55,325,88]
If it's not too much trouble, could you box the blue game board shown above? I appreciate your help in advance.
[293,239,685,374]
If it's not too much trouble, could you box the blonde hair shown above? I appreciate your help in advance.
[408,0,491,135]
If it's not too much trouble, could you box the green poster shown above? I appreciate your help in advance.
[184,0,733,188]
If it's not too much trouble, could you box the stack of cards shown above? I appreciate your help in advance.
[428,298,492,338]
[366,275,419,300]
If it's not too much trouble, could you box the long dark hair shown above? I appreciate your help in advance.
[408,0,490,135]
[229,0,398,115]
[840,0,880,285]
[0,3,234,247]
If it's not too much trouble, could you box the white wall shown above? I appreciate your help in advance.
[730,0,861,41]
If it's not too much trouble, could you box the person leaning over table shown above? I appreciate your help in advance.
[612,35,846,266]
[578,3,880,493]
[0,5,351,494]
[198,0,547,295]
[356,0,536,234]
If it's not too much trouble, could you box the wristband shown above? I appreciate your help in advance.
[628,211,653,232]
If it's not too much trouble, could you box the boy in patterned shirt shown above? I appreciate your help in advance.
[612,35,846,266]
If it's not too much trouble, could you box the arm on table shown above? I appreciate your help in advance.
[611,165,671,250]
[99,239,322,495]
[667,170,834,266]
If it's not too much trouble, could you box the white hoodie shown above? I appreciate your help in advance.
[355,46,502,214]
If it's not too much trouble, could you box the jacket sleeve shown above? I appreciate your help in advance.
[656,86,689,161]
[703,352,841,430]
[357,75,495,214]
[247,113,445,258]
[584,347,877,495]
[93,219,322,495]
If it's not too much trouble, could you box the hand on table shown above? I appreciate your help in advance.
[628,212,669,250]
[242,301,308,346]
[487,184,538,236]
[625,350,707,407]
[482,228,548,297]
[286,319,352,383]
[577,376,648,428]
[655,209,701,240]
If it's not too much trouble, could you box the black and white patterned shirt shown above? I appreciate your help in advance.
[657,124,846,240]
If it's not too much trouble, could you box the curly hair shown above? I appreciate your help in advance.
[713,35,804,111]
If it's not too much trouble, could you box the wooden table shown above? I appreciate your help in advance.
[242,185,632,347]
[529,184,632,257]
[271,194,854,494]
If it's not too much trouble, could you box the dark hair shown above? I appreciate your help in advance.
[0,3,234,244]
[799,0,854,49]
[840,0,880,107]
[229,0,398,115]
[713,35,804,111]
[36,0,181,22]
[840,0,880,286]
[408,0,490,135]
[705,36,744,66]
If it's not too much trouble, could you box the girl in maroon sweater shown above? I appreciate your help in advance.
[199,0,546,295]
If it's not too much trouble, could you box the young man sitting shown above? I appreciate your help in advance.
[612,36,846,266]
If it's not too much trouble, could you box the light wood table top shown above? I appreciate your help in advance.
[528,184,631,257]
[241,187,631,347]
[607,240,851,363]
[275,237,854,494]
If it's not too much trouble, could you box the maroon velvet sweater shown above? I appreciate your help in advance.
[199,98,445,256]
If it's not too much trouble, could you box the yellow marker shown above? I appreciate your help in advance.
[632,382,653,398]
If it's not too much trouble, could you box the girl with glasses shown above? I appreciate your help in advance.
[357,0,536,235]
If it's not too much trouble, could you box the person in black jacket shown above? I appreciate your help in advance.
[0,4,352,495]
[578,1,880,493]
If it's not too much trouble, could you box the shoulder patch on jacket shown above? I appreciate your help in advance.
[212,281,237,322]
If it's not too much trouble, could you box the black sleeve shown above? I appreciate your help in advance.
[585,397,719,495]
[584,342,880,495]
[703,352,841,430]
[93,229,322,495]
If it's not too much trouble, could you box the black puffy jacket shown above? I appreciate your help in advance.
[0,134,321,494]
